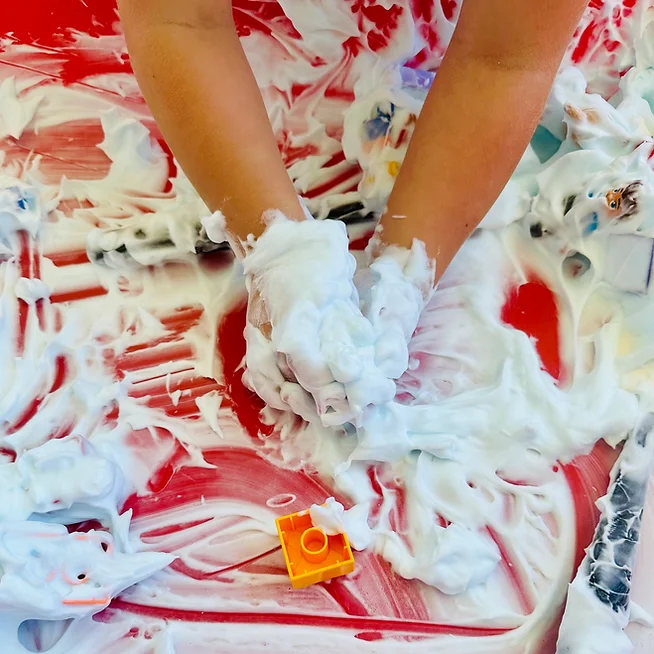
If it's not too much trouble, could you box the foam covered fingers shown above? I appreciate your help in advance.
[356,237,436,379]
[241,211,397,426]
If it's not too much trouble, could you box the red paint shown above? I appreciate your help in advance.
[355,631,384,641]
[410,0,434,22]
[561,441,617,571]
[144,440,189,495]
[216,301,269,439]
[232,0,301,40]
[2,0,119,46]
[323,578,371,617]
[366,466,385,520]
[50,285,108,304]
[51,355,69,392]
[109,599,513,637]
[17,300,28,356]
[169,545,283,581]
[440,0,458,21]
[362,5,404,52]
[15,231,35,356]
[160,305,204,330]
[322,150,347,169]
[501,279,562,383]
[116,343,194,374]
[349,228,375,252]
[487,527,534,616]
[304,165,360,200]
[623,0,637,16]
[571,18,606,64]
[60,49,133,87]
[131,375,221,400]
[155,138,177,194]
[8,395,44,433]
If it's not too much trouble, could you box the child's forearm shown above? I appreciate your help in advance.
[380,0,590,281]
[118,0,305,244]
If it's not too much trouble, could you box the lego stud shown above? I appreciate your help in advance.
[300,527,328,564]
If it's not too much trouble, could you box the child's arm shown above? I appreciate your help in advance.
[379,0,590,282]
[117,0,305,247]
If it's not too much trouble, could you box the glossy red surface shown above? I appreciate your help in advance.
[1,1,633,650]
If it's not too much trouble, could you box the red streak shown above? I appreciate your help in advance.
[46,249,91,267]
[571,19,604,64]
[109,600,513,637]
[116,343,195,373]
[487,527,534,615]
[2,0,118,46]
[216,301,269,439]
[501,278,562,383]
[304,165,360,200]
[169,545,283,581]
[50,286,108,303]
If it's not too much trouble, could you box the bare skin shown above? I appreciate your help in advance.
[118,0,305,244]
[379,0,590,281]
[119,0,589,280]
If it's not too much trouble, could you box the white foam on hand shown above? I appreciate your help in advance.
[242,212,396,427]
[357,236,435,379]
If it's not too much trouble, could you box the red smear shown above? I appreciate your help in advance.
[159,305,204,330]
[116,343,194,373]
[46,249,91,267]
[145,440,189,494]
[59,48,132,87]
[359,4,404,53]
[487,527,534,615]
[155,138,177,194]
[278,127,321,167]
[50,285,108,304]
[349,229,375,252]
[110,599,512,637]
[51,355,69,392]
[622,0,635,17]
[2,0,119,46]
[323,151,347,169]
[367,466,385,520]
[168,545,283,581]
[8,395,43,433]
[8,356,67,433]
[561,441,617,570]
[355,632,384,642]
[501,278,562,383]
[130,375,221,400]
[50,420,75,441]
[232,0,301,40]
[216,301,269,439]
[571,18,606,64]
[17,301,28,356]
[323,578,371,617]
[66,519,105,534]
[0,448,17,464]
[304,165,360,200]
[123,333,187,355]
[440,0,458,21]
[142,518,213,540]
[410,0,434,22]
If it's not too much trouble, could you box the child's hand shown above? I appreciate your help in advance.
[241,212,396,427]
[356,237,435,380]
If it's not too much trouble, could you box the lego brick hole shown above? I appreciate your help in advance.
[301,527,328,563]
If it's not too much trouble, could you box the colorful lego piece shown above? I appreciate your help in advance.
[276,509,354,589]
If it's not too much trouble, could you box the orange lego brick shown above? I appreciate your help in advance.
[276,509,354,589]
